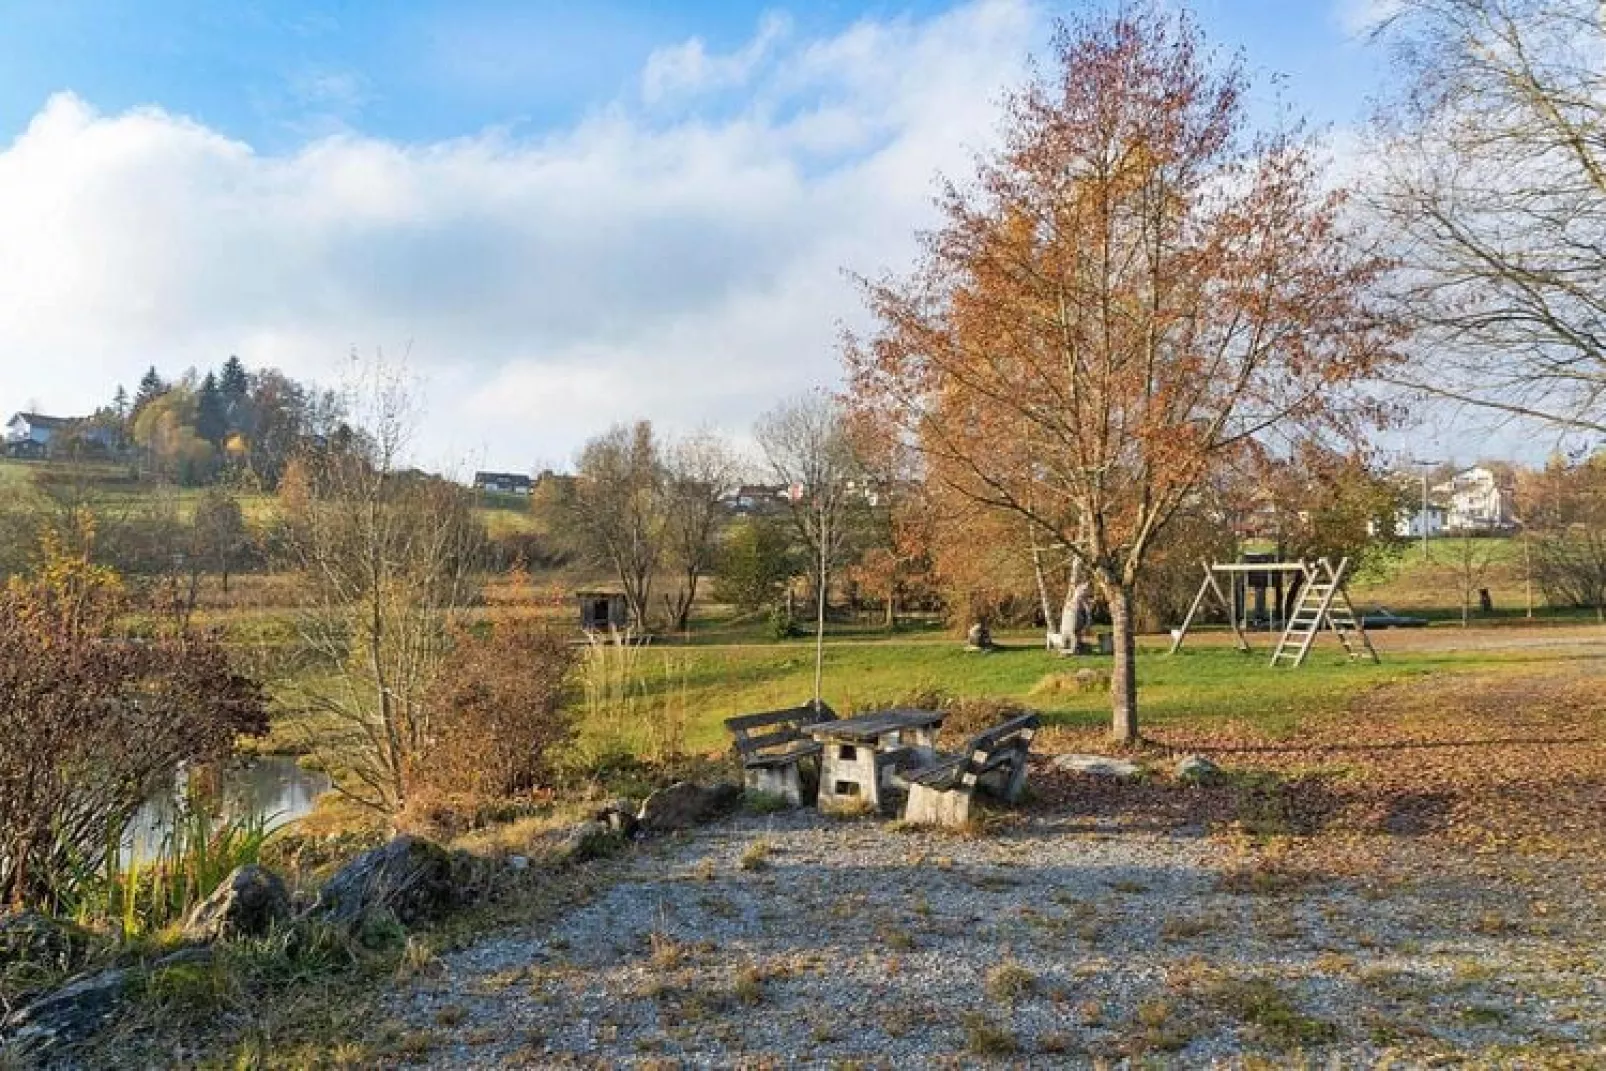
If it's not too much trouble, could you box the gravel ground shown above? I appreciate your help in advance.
[386,807,1606,1068]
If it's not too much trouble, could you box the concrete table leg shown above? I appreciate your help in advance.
[817,741,880,811]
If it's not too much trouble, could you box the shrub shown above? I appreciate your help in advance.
[766,601,797,640]
[714,518,797,613]
[0,514,268,914]
[410,621,577,818]
[985,960,1037,1004]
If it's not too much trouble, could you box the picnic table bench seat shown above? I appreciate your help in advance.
[901,712,1040,827]
[724,701,837,806]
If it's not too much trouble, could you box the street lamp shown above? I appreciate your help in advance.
[1410,458,1443,561]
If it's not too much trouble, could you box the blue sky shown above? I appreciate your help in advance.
[1,0,1488,470]
[0,1,1386,147]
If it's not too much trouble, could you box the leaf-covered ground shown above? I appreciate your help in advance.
[1038,661,1606,864]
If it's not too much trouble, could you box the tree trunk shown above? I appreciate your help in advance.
[813,536,828,704]
[1107,583,1139,745]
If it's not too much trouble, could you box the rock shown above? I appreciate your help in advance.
[1052,754,1142,779]
[595,799,641,838]
[636,781,742,833]
[181,865,291,942]
[1,967,128,1054]
[308,835,460,929]
[0,911,95,974]
[1175,755,1223,784]
[965,622,994,650]
[151,947,215,971]
[554,821,626,864]
[506,855,530,872]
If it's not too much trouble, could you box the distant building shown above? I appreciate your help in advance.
[473,471,533,495]
[576,590,631,633]
[1433,466,1516,532]
[1384,503,1447,539]
[723,484,789,515]
[4,412,113,456]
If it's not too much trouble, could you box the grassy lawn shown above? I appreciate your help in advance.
[1349,536,1560,620]
[581,635,1575,753]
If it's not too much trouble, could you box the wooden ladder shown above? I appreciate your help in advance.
[1270,557,1379,668]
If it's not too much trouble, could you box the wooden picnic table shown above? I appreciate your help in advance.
[800,708,945,811]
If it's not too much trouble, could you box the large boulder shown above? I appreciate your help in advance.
[1052,754,1142,779]
[1175,755,1223,785]
[965,622,995,650]
[553,820,627,864]
[636,781,742,833]
[594,799,640,838]
[1,967,128,1055]
[307,835,460,929]
[182,865,291,942]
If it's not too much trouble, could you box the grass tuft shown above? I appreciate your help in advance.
[961,1011,1019,1056]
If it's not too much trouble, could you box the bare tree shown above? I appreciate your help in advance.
[661,432,740,632]
[1369,0,1606,432]
[1445,531,1501,627]
[190,487,247,594]
[565,421,667,630]
[281,358,482,812]
[756,395,861,703]
[1523,455,1606,619]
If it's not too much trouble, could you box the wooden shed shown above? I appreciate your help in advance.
[577,591,631,633]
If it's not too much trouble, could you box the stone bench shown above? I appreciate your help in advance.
[724,700,837,807]
[901,712,1040,826]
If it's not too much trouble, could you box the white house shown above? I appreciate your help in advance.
[5,411,70,447]
[1433,466,1516,532]
[1392,503,1447,539]
[472,471,533,495]
[5,412,116,456]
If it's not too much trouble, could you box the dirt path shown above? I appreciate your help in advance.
[368,657,1606,1067]
[381,806,1605,1068]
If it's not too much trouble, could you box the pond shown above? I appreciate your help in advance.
[125,755,332,861]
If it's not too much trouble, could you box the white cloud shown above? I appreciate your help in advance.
[0,0,1040,471]
[641,11,793,104]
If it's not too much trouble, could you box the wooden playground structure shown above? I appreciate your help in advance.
[1169,557,1379,668]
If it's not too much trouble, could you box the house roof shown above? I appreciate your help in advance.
[9,412,76,429]
[473,471,532,486]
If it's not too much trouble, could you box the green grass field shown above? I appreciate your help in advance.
[576,633,1578,753]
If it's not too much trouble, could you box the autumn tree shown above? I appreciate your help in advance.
[1258,444,1409,570]
[848,7,1393,742]
[1368,0,1606,432]
[847,430,938,630]
[131,387,216,485]
[0,512,266,910]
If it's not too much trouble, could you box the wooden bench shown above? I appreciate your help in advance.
[724,700,838,807]
[900,712,1040,827]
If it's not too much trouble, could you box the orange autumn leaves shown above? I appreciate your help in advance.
[846,6,1398,739]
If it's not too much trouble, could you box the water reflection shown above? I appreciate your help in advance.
[126,755,331,860]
